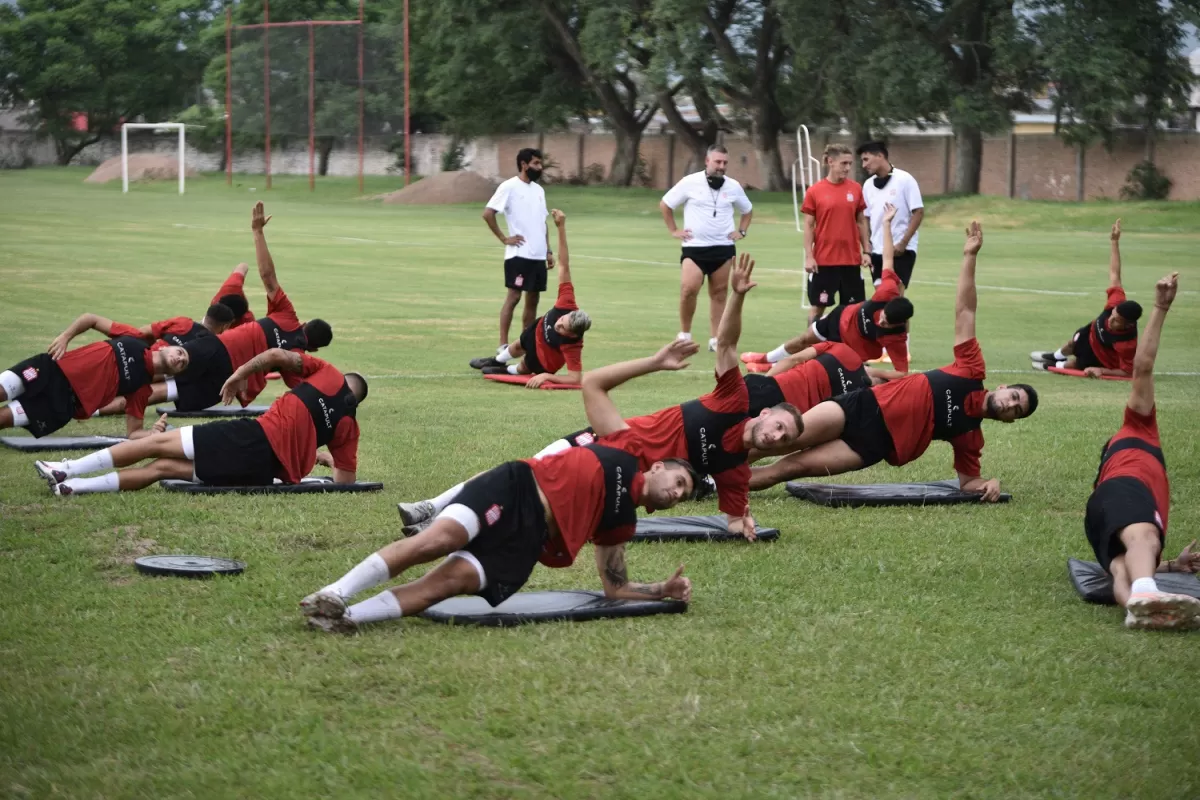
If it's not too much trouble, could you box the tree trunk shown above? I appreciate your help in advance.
[54,134,99,166]
[318,137,335,176]
[657,89,711,172]
[753,126,787,191]
[952,124,983,195]
[608,125,642,186]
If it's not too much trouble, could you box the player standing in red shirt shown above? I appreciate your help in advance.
[749,221,1038,500]
[37,349,367,496]
[800,143,871,323]
[1083,272,1200,629]
[469,210,590,388]
[1032,219,1140,378]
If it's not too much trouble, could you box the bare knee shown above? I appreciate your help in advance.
[1120,525,1161,554]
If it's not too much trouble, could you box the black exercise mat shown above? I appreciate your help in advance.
[786,478,1011,508]
[420,590,686,627]
[633,515,780,543]
[156,405,270,418]
[159,476,383,494]
[0,434,125,452]
[1068,558,1200,605]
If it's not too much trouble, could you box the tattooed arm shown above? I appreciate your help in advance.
[219,348,303,405]
[594,544,691,602]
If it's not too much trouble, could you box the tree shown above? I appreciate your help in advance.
[0,0,214,165]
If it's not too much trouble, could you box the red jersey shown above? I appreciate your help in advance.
[838,271,910,371]
[218,289,305,403]
[1086,287,1138,372]
[528,446,646,568]
[532,281,584,374]
[1097,406,1169,533]
[58,322,155,420]
[801,178,866,266]
[146,316,209,351]
[773,342,865,412]
[212,270,256,328]
[872,338,988,477]
[601,367,750,516]
[255,353,359,484]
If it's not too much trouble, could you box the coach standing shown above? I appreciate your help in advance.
[857,141,923,288]
[482,148,553,355]
[660,145,753,351]
[802,143,871,323]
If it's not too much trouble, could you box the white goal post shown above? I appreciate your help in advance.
[121,122,186,194]
[791,125,821,309]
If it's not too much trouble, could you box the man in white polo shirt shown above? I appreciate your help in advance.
[659,145,754,352]
[482,147,553,354]
[858,141,924,288]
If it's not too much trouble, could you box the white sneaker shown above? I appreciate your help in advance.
[397,500,436,527]
[1031,361,1049,371]
[1124,591,1200,630]
[676,332,693,342]
[299,589,347,619]
[708,337,718,352]
[34,460,67,485]
[51,482,74,497]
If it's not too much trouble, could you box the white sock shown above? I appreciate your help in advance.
[767,345,790,363]
[345,589,403,624]
[63,473,121,494]
[507,365,520,375]
[677,331,692,341]
[322,552,391,600]
[495,346,513,364]
[0,370,24,400]
[708,337,718,348]
[8,401,28,428]
[1131,577,1159,595]
[62,448,115,477]
[1055,360,1068,369]
[431,482,464,514]
[496,343,507,355]
[1053,349,1066,361]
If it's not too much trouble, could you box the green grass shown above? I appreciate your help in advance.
[2,167,1199,798]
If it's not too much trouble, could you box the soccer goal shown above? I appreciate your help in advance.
[792,125,821,309]
[120,122,187,194]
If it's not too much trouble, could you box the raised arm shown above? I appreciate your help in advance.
[250,202,280,300]
[582,339,699,436]
[716,253,756,375]
[48,313,118,359]
[1128,272,1178,416]
[595,545,691,602]
[955,221,983,346]
[219,348,304,405]
[1108,218,1122,289]
[550,208,571,284]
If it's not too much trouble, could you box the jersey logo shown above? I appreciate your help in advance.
[945,389,960,426]
[846,192,854,202]
[21,366,38,382]
[514,274,524,288]
[485,504,503,526]
[576,431,595,446]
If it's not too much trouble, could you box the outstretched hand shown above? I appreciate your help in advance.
[1172,539,1199,573]
[663,564,691,602]
[1110,218,1121,241]
[1154,272,1179,310]
[976,478,1002,502]
[550,208,566,227]
[963,221,983,255]
[219,374,248,406]
[882,202,898,223]
[151,413,170,434]
[251,201,271,231]
[730,253,757,295]
[653,338,700,371]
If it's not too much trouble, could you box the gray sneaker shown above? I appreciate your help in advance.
[397,500,436,527]
[299,589,347,619]
[401,517,435,538]
[1125,591,1200,630]
[306,614,359,634]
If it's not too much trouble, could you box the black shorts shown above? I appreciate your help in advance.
[6,353,78,437]
[1085,476,1163,573]
[192,418,280,486]
[745,374,785,417]
[808,267,865,308]
[173,336,234,411]
[681,245,735,277]
[454,460,549,607]
[812,305,846,343]
[831,389,893,468]
[504,257,548,293]
[1070,325,1100,369]
[517,322,546,375]
[869,251,917,287]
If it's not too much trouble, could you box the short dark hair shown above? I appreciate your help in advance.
[1012,383,1039,418]
[706,144,728,156]
[1116,300,1143,322]
[661,457,704,501]
[884,297,914,324]
[304,319,333,350]
[771,402,805,438]
[516,148,542,172]
[218,294,248,320]
[345,371,369,404]
[855,140,889,159]
[205,303,234,324]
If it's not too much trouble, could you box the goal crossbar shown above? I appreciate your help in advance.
[121,122,186,194]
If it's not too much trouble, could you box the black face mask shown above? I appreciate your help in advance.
[525,167,543,182]
[706,174,725,190]
[873,170,893,190]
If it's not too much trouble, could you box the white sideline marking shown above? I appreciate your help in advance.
[992,369,1200,377]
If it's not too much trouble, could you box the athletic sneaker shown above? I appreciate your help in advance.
[306,614,359,634]
[469,356,501,370]
[481,366,509,375]
[1030,350,1056,362]
[1031,361,1049,371]
[50,482,73,497]
[745,362,770,374]
[397,500,436,527]
[34,460,67,486]
[1124,591,1200,630]
[401,518,434,538]
[299,589,348,619]
[708,337,718,352]
[741,352,768,364]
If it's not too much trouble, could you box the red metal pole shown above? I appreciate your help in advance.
[225,6,232,185]
[263,0,271,189]
[404,0,410,186]
[357,0,364,194]
[308,22,315,192]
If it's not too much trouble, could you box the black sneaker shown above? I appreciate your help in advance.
[469,356,501,370]
[481,366,509,375]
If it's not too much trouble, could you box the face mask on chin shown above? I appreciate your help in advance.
[706,174,725,190]
[525,167,543,182]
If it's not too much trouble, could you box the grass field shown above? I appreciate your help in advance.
[1,167,1199,798]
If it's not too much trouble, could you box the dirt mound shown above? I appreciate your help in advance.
[380,170,498,205]
[85,154,198,184]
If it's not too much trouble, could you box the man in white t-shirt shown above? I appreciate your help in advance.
[858,141,923,288]
[482,148,553,353]
[659,145,754,351]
